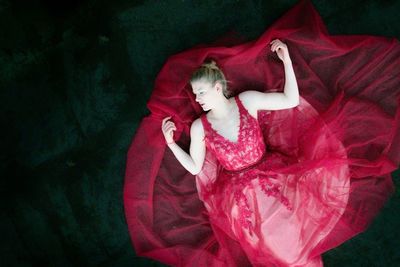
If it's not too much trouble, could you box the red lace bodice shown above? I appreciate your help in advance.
[200,95,266,171]
[200,95,292,234]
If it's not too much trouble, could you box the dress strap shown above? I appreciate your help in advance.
[200,114,210,132]
[234,95,248,116]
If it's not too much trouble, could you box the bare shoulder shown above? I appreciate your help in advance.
[237,91,260,119]
[238,90,262,103]
[190,118,205,139]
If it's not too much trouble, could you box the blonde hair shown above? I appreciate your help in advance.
[190,60,230,98]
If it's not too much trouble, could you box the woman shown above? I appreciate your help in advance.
[161,40,347,267]
[162,39,299,175]
[124,1,399,266]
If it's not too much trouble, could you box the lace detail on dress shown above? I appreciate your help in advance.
[230,169,293,234]
[200,96,265,171]
[200,95,293,233]
[258,177,292,210]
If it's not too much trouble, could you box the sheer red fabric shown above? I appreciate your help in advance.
[124,0,400,266]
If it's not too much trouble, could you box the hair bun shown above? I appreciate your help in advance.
[201,60,219,70]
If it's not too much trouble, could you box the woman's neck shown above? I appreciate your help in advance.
[208,97,234,120]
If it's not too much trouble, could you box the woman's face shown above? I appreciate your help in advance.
[191,79,220,111]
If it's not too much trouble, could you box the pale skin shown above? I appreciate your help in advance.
[161,39,299,175]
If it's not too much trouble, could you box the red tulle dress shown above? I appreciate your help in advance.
[123,0,400,266]
[195,95,349,266]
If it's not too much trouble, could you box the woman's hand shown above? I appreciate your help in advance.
[162,116,176,144]
[270,39,291,64]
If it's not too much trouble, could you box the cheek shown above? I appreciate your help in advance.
[204,95,213,103]
[208,93,217,101]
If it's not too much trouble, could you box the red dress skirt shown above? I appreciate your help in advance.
[123,0,400,266]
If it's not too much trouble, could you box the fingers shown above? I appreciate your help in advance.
[270,41,282,52]
[162,119,176,143]
[161,117,176,134]
[163,121,176,130]
[269,39,286,52]
[164,127,176,136]
[165,122,176,131]
[269,39,283,45]
[162,116,171,124]
[166,128,176,139]
[162,116,173,128]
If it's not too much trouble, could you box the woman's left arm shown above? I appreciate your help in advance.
[275,39,299,105]
[240,39,299,111]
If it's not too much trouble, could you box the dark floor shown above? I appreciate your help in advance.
[1,0,399,266]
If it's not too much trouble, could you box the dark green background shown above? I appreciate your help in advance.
[1,0,399,266]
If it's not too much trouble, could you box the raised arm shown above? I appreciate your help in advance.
[162,117,205,175]
[240,39,299,111]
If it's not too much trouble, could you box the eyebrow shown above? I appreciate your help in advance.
[192,88,203,93]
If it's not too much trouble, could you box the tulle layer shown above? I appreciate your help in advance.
[124,0,400,266]
[196,94,396,266]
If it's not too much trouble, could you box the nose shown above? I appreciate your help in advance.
[195,95,201,102]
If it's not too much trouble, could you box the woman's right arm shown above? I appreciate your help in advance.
[162,117,206,175]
